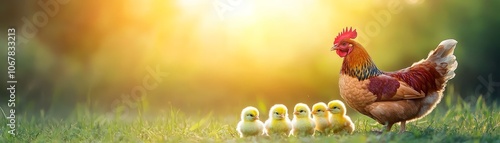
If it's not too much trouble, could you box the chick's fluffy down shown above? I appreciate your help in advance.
[290,103,315,136]
[237,106,265,137]
[264,104,292,136]
[237,120,264,137]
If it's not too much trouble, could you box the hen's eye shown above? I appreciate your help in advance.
[342,42,347,46]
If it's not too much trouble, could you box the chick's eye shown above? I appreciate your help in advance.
[317,110,321,112]
[275,112,279,115]
[299,110,304,113]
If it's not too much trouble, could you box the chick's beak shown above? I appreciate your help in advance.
[255,116,259,120]
[280,115,285,118]
[293,112,299,115]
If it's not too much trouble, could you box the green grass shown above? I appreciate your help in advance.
[1,95,499,142]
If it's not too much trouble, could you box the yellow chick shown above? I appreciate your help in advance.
[290,103,315,137]
[311,102,331,135]
[236,106,265,138]
[328,100,355,134]
[264,104,292,136]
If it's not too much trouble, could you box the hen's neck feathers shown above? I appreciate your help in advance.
[341,40,382,80]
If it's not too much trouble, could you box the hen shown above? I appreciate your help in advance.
[330,27,458,133]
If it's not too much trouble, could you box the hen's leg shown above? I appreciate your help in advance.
[385,122,393,132]
[399,121,406,134]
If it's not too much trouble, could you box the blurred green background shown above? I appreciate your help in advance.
[0,0,499,118]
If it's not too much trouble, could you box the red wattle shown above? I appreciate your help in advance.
[336,50,348,57]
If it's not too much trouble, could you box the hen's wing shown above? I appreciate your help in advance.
[367,74,424,101]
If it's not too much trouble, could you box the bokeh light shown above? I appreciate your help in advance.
[0,0,499,118]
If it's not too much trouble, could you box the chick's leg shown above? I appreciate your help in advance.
[399,121,406,134]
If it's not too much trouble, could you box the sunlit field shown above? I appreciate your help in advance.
[0,0,499,142]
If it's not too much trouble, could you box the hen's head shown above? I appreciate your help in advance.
[332,27,357,57]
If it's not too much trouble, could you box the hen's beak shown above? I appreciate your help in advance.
[331,45,338,51]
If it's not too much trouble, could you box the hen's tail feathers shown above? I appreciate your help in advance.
[426,39,458,81]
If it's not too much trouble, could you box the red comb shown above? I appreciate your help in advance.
[334,27,357,45]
